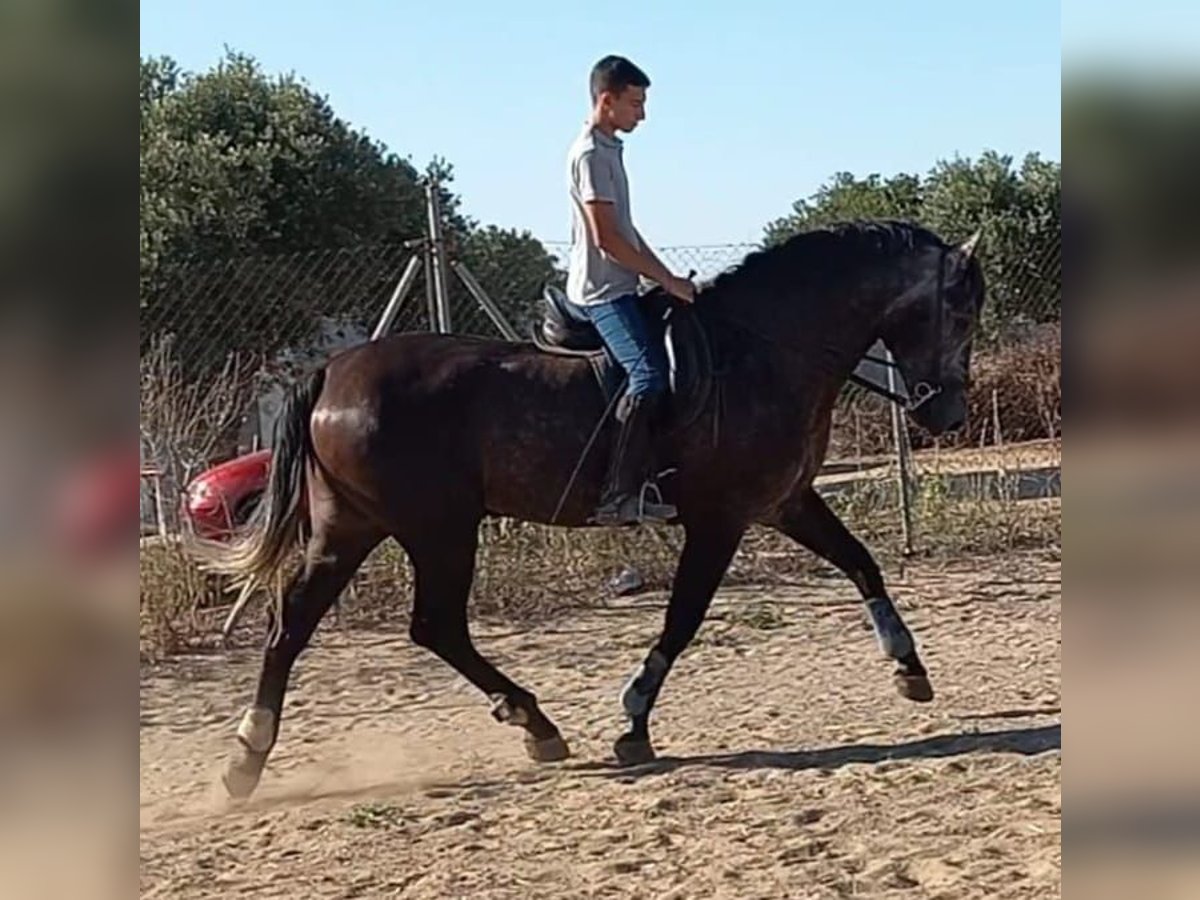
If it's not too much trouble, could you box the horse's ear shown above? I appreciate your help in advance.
[947,229,983,281]
[958,230,982,258]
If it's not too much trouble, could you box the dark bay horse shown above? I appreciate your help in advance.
[207,221,985,798]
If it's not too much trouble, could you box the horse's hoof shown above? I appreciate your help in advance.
[524,733,570,763]
[895,672,934,703]
[222,750,267,799]
[613,734,656,766]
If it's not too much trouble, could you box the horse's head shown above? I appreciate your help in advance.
[879,230,986,435]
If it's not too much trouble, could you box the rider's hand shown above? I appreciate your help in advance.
[665,274,696,304]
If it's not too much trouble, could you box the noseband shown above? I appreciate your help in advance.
[850,246,947,412]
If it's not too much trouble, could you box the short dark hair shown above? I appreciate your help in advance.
[589,55,650,101]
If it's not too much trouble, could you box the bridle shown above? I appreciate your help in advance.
[847,245,947,412]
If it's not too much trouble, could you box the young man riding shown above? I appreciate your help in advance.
[566,55,696,526]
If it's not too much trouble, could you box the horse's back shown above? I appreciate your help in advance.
[311,330,608,528]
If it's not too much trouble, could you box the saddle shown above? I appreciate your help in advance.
[530,284,715,432]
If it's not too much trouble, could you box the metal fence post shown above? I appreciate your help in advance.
[450,260,520,341]
[423,236,437,333]
[885,348,916,555]
[371,253,423,341]
[425,180,453,333]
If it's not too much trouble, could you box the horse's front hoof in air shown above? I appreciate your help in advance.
[895,672,934,703]
[613,733,656,766]
[524,733,571,763]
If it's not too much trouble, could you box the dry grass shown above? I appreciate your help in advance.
[139,535,228,661]
[829,324,1061,458]
[140,454,1060,661]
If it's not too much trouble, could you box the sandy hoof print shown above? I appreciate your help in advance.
[524,733,570,763]
[222,749,268,799]
[613,734,656,766]
[895,672,934,703]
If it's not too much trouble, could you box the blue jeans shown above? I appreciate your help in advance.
[583,293,669,398]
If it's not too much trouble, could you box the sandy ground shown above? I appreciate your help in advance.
[140,551,1060,899]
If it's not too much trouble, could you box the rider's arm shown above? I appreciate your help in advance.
[634,229,672,281]
[583,201,674,286]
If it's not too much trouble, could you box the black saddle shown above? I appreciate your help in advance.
[531,285,715,432]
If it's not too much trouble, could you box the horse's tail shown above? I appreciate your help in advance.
[201,367,326,645]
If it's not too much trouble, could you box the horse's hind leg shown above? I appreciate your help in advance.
[770,487,933,702]
[223,527,380,799]
[403,523,569,763]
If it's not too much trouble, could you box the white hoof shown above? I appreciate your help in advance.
[222,751,267,799]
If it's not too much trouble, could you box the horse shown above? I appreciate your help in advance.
[204,220,986,799]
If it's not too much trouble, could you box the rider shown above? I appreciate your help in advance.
[565,55,696,525]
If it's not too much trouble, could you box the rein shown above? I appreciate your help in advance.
[701,247,949,414]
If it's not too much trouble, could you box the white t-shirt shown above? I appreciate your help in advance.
[565,123,641,306]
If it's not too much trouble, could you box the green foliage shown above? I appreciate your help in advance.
[764,172,922,244]
[140,50,428,289]
[455,226,563,334]
[140,50,560,376]
[343,803,408,830]
[766,151,1061,341]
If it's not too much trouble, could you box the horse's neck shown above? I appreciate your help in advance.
[708,282,890,396]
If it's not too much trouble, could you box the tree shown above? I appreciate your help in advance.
[764,172,922,245]
[764,152,1060,341]
[140,51,435,277]
[140,51,561,375]
[453,226,563,336]
[921,152,1060,337]
[141,50,444,374]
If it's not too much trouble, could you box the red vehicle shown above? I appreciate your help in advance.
[183,449,272,539]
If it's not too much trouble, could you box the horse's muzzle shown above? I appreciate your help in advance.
[911,390,967,435]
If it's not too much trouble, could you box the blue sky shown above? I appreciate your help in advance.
[141,1,1062,246]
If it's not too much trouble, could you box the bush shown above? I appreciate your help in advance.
[139,535,227,660]
[829,324,1061,458]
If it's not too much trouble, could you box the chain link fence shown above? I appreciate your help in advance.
[140,228,1059,653]
[543,242,762,283]
[545,233,1060,345]
[141,240,428,385]
[975,230,1061,346]
[140,228,1059,455]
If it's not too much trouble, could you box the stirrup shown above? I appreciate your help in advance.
[588,480,675,526]
[637,480,677,523]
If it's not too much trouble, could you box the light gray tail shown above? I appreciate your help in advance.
[199,367,326,643]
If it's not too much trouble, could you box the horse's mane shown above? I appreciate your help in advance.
[705,220,946,300]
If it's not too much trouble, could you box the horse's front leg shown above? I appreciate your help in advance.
[614,517,746,765]
[769,487,933,702]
